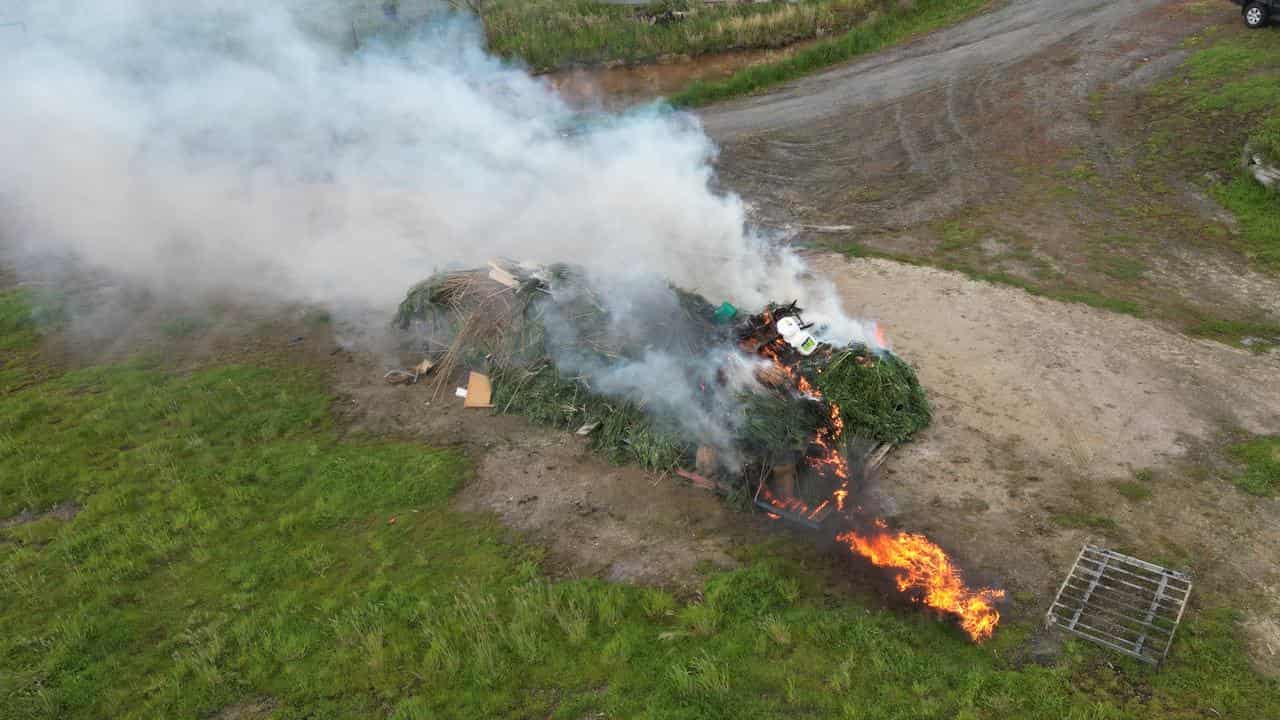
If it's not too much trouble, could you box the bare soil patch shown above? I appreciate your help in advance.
[0,501,80,530]
[332,355,746,589]
[213,696,277,720]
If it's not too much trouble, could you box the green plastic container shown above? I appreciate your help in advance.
[712,302,738,324]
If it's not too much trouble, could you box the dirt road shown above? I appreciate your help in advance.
[702,0,1172,140]
[697,0,1280,347]
[701,0,1219,231]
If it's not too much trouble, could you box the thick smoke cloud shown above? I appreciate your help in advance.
[1,1,867,332]
[0,1,877,460]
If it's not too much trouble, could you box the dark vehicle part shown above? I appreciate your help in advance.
[1236,0,1274,28]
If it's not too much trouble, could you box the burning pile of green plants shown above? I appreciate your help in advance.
[393,262,931,501]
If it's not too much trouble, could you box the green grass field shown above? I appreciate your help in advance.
[2,286,1278,719]
[478,0,886,73]
[1228,435,1280,496]
[1147,30,1280,274]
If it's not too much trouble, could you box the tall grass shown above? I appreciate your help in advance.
[670,0,989,106]
[481,0,883,72]
[1213,176,1280,271]
[1253,115,1280,165]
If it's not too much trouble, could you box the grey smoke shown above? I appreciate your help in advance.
[0,1,879,462]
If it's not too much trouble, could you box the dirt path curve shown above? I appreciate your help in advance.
[698,0,1212,233]
[814,253,1280,670]
[701,0,1167,141]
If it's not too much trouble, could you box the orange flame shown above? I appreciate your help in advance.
[748,308,1003,642]
[873,322,888,350]
[836,526,1005,642]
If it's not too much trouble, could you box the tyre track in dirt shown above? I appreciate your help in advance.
[701,0,1169,141]
[701,0,1205,232]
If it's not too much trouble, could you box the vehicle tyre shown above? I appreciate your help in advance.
[1244,2,1269,28]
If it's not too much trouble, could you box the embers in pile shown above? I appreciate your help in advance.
[733,302,850,527]
[736,301,806,355]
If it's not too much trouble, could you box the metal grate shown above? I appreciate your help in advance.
[1046,545,1191,665]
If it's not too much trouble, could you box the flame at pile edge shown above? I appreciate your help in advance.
[745,303,1006,643]
[836,524,1005,642]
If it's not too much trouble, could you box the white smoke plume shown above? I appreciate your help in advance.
[0,1,878,459]
[1,1,869,332]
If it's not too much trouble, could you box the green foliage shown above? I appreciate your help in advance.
[1228,435,1280,496]
[1187,314,1280,351]
[0,289,47,392]
[813,345,932,444]
[490,364,690,473]
[1147,33,1280,169]
[593,400,689,471]
[1178,36,1280,122]
[704,561,798,619]
[1151,34,1280,274]
[1090,252,1148,281]
[1251,115,1280,165]
[458,275,931,471]
[640,587,677,619]
[392,274,453,330]
[1212,176,1280,272]
[1,291,1279,718]
[0,289,41,351]
[491,363,594,427]
[159,314,208,338]
[481,0,883,72]
[1114,481,1153,502]
[303,308,332,326]
[1051,289,1146,317]
[738,391,828,454]
[670,0,989,107]
[936,221,981,253]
